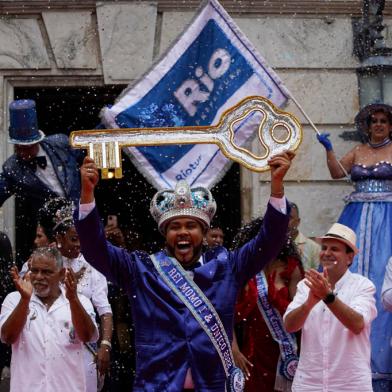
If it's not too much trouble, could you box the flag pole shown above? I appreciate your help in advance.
[289,94,351,181]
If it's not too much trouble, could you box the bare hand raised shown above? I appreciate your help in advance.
[10,266,33,300]
[64,268,78,302]
[80,156,99,204]
[304,268,331,300]
[268,150,295,197]
[268,151,295,182]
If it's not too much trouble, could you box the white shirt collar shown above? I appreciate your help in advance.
[31,287,67,312]
[334,269,352,291]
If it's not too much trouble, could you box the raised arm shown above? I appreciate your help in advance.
[307,269,374,334]
[269,150,295,198]
[285,268,376,335]
[233,151,293,282]
[80,156,98,204]
[64,268,97,342]
[317,133,355,179]
[0,267,32,344]
[75,157,134,289]
[283,279,320,333]
[325,297,365,334]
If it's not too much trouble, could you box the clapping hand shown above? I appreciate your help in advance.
[304,268,331,302]
[64,268,78,302]
[10,266,33,300]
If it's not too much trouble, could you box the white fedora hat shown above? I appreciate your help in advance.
[318,223,359,255]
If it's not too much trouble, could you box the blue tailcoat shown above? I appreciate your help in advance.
[75,203,289,391]
[0,134,82,210]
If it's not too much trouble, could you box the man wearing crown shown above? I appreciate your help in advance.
[75,151,294,391]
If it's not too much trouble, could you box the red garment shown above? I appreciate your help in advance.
[235,258,301,392]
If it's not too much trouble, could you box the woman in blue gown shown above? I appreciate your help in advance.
[317,103,392,391]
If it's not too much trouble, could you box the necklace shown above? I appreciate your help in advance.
[368,138,392,149]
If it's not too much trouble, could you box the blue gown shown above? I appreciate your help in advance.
[339,161,392,384]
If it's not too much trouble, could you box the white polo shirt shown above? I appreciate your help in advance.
[0,290,98,392]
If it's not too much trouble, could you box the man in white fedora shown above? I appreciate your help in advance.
[283,223,377,392]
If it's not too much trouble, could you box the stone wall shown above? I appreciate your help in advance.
[0,0,391,243]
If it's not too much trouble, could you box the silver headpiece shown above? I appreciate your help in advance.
[47,198,74,232]
[150,180,217,234]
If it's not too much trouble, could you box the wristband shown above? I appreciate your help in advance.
[100,339,112,349]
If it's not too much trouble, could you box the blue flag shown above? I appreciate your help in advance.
[101,0,290,189]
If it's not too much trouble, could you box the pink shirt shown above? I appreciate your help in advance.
[284,270,377,392]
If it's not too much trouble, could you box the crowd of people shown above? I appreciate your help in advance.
[0,98,391,391]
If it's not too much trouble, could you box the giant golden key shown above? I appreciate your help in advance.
[70,96,302,179]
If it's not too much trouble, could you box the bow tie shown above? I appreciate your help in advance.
[27,156,47,171]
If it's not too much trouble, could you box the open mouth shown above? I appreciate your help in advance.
[176,241,192,254]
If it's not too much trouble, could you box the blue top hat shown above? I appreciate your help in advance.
[8,99,45,145]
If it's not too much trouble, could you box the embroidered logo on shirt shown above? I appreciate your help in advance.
[68,325,76,344]
[27,308,37,330]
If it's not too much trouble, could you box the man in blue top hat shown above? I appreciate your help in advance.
[75,150,294,392]
[0,99,83,258]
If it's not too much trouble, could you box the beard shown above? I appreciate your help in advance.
[32,281,50,298]
[165,243,203,267]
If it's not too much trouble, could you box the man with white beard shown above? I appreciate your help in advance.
[0,247,98,392]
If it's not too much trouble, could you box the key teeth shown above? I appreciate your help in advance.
[99,168,123,180]
[101,169,109,179]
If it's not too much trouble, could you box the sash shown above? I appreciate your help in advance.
[255,272,298,381]
[151,252,245,392]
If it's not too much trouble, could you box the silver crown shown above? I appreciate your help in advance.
[50,199,74,232]
[150,180,217,234]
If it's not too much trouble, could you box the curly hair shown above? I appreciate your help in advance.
[365,107,392,130]
[37,197,74,240]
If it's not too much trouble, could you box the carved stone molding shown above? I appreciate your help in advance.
[1,1,392,16]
